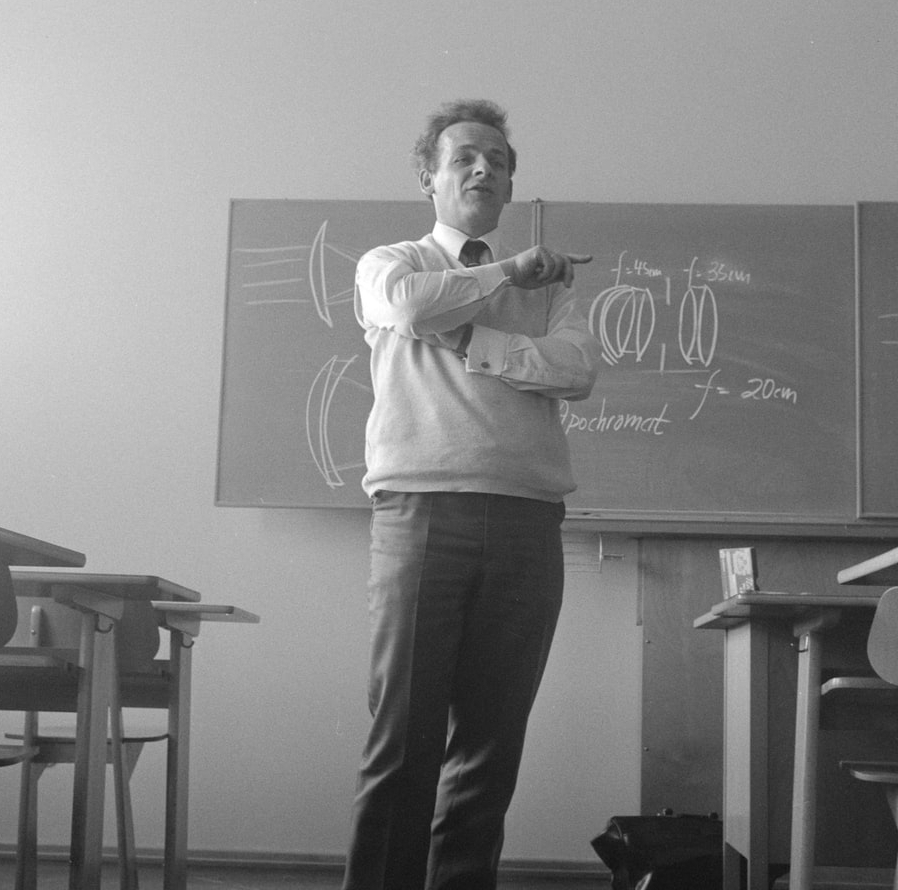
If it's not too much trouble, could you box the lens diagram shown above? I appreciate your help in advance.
[231,218,371,491]
[589,279,656,366]
[235,220,356,327]
[306,355,372,489]
[588,252,719,373]
[678,258,718,368]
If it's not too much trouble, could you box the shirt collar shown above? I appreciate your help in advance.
[432,221,501,263]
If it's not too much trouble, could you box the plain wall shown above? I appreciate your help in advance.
[1,0,896,867]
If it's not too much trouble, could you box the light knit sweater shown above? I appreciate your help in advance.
[354,222,600,502]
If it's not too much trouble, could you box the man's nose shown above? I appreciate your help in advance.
[473,157,493,177]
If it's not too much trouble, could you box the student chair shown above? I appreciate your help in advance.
[788,586,898,890]
[838,586,898,890]
[0,574,126,890]
[9,597,167,890]
[0,566,36,766]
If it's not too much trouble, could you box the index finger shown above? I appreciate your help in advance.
[565,253,593,265]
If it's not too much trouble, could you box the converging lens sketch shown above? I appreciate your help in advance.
[588,252,719,372]
[228,216,374,494]
[233,220,359,327]
[306,355,372,489]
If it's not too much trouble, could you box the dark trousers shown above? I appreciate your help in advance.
[341,491,565,890]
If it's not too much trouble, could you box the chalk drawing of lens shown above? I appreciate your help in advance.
[309,221,355,328]
[678,258,718,367]
[235,220,359,328]
[306,355,372,489]
[589,283,657,366]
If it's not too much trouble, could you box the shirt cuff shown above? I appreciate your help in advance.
[468,262,509,296]
[464,326,508,377]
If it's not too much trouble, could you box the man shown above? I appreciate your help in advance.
[343,99,600,890]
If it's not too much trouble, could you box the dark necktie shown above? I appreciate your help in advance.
[459,239,489,267]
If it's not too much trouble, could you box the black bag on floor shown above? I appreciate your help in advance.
[590,810,723,890]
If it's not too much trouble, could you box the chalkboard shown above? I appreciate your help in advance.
[858,202,898,518]
[217,200,863,523]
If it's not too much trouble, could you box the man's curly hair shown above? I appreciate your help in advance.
[411,99,517,177]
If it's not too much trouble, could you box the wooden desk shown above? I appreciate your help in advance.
[6,571,199,890]
[695,592,886,890]
[7,570,258,890]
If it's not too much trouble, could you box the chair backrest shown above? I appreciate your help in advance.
[867,586,898,686]
[7,596,82,649]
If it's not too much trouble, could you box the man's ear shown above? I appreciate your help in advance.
[419,168,435,197]
[505,179,514,204]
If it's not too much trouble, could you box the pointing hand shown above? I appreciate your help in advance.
[501,246,593,289]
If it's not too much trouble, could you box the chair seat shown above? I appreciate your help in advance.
[822,676,896,694]
[7,725,168,745]
[820,676,898,732]
[6,725,168,767]
[0,744,35,767]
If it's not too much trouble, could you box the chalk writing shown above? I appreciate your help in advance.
[689,369,730,420]
[581,249,804,431]
[702,261,751,285]
[741,378,798,404]
[559,399,672,436]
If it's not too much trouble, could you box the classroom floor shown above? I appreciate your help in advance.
[0,859,609,890]
[4,859,895,889]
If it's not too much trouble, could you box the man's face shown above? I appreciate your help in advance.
[419,121,513,237]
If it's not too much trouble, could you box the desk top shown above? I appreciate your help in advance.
[8,570,201,603]
[0,528,85,569]
[837,545,898,586]
[694,591,881,630]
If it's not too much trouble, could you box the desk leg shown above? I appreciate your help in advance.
[164,632,192,890]
[69,614,114,890]
[723,621,772,890]
[789,625,825,890]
